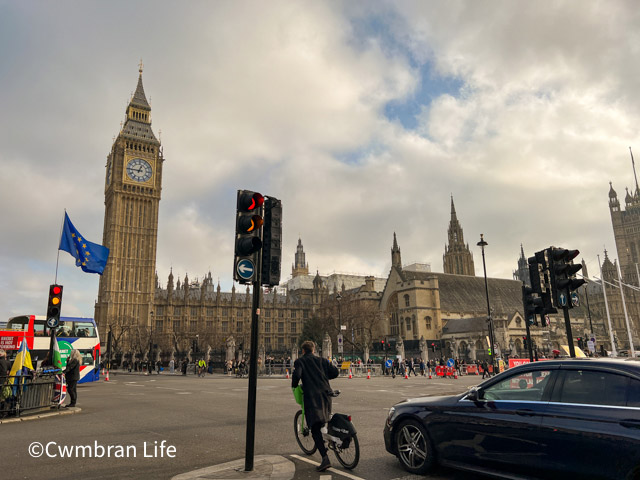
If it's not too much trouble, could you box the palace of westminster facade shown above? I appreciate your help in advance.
[94,69,640,362]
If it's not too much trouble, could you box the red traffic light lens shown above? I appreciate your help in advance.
[238,191,264,212]
[52,286,62,295]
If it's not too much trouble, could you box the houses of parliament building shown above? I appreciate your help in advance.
[95,68,639,363]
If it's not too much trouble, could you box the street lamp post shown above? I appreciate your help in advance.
[336,293,343,358]
[477,234,497,374]
[148,311,154,372]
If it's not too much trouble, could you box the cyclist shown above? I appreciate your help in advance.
[292,340,339,472]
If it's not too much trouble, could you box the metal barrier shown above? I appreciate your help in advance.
[1,372,59,417]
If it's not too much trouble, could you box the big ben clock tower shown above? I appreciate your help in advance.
[95,63,163,345]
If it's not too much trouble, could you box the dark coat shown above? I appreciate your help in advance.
[0,358,11,379]
[64,357,80,382]
[291,352,339,427]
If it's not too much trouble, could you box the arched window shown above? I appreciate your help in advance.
[404,294,410,307]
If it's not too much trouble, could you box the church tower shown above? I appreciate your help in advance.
[513,245,530,286]
[391,232,402,270]
[291,238,309,278]
[94,63,164,342]
[609,150,640,286]
[443,196,475,276]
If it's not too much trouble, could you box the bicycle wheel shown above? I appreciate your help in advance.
[334,433,359,469]
[294,410,317,455]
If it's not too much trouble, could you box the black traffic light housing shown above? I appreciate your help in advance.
[46,284,63,327]
[234,190,264,284]
[548,247,586,309]
[261,196,282,287]
[522,284,544,326]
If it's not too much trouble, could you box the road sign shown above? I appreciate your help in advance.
[47,317,59,328]
[587,340,595,352]
[236,259,255,280]
[447,358,455,367]
[559,293,568,307]
[570,292,579,307]
[337,333,343,353]
[385,359,393,368]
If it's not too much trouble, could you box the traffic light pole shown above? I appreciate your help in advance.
[563,307,576,358]
[524,319,534,362]
[244,251,262,472]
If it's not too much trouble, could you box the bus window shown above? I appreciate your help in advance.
[33,320,46,336]
[7,316,29,331]
[80,350,95,366]
[73,322,96,337]
[57,326,72,337]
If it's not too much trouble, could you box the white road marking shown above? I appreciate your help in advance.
[176,392,192,395]
[155,386,182,391]
[290,454,366,480]
[320,476,332,480]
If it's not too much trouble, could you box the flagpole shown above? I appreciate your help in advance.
[54,210,66,284]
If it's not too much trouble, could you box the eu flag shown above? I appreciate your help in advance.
[59,212,110,275]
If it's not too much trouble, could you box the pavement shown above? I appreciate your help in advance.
[0,405,80,424]
[171,455,295,480]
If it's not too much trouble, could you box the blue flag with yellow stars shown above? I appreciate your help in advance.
[59,212,109,274]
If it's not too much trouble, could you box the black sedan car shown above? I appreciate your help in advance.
[384,358,640,479]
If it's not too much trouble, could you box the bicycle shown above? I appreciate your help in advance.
[293,389,360,469]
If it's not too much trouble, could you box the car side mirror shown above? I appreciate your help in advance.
[467,387,482,402]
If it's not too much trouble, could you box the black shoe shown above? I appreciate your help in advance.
[316,455,331,472]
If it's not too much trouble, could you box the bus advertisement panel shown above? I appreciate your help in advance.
[1,315,100,383]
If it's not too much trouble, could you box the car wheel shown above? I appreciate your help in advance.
[394,419,435,474]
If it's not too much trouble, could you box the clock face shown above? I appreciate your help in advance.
[126,158,152,182]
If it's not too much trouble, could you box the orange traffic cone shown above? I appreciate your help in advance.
[367,370,371,379]
[454,372,458,379]
[428,372,432,379]
[404,372,408,379]
[105,369,110,381]
[348,369,353,379]
[286,369,289,379]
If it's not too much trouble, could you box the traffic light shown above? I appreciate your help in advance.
[577,337,584,349]
[46,284,63,328]
[548,247,586,309]
[522,284,544,326]
[261,196,282,287]
[431,342,436,353]
[234,190,264,284]
[529,249,557,322]
[523,336,528,349]
[380,340,385,351]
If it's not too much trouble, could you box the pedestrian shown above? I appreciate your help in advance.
[455,358,461,377]
[181,359,188,375]
[481,360,489,379]
[419,358,425,376]
[64,349,81,408]
[292,340,339,472]
[156,360,161,374]
[169,358,175,374]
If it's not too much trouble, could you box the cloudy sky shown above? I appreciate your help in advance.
[2,1,639,319]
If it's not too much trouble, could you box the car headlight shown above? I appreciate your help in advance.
[387,406,395,421]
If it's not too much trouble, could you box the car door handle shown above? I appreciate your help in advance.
[516,409,536,416]
[620,420,640,429]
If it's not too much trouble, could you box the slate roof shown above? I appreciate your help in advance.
[284,273,386,293]
[131,74,150,109]
[122,119,159,144]
[442,317,488,334]
[401,271,523,316]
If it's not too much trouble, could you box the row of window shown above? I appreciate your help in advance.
[155,306,309,319]
[153,320,297,334]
